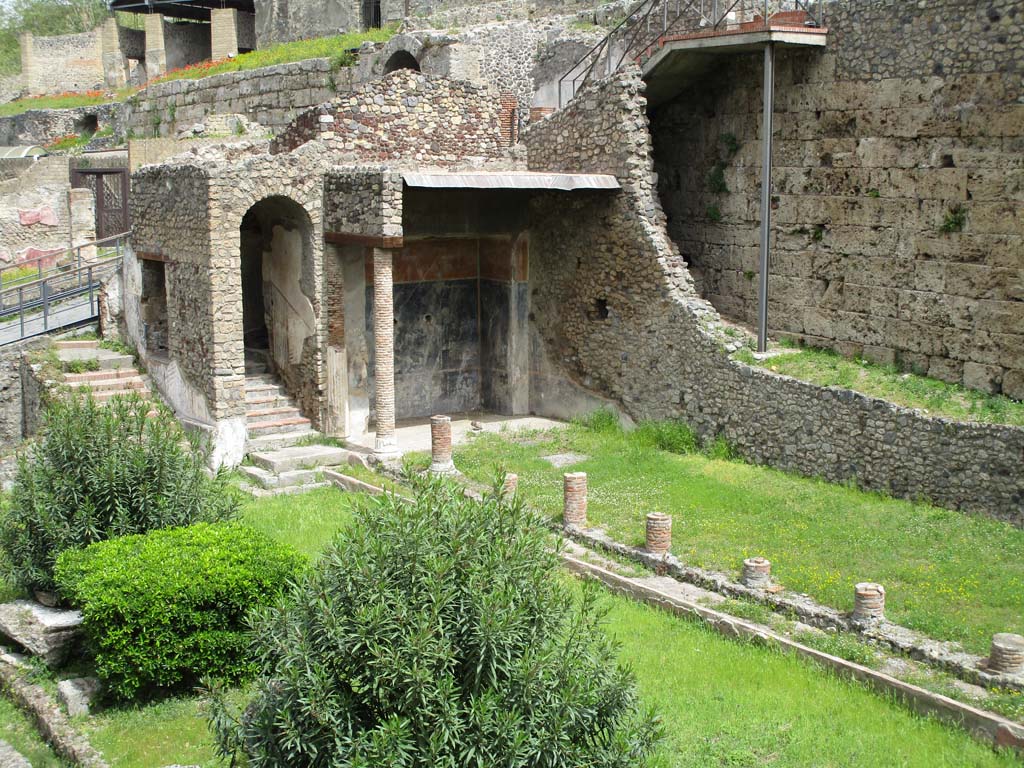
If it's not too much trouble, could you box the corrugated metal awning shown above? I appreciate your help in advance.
[0,146,46,159]
[401,172,620,191]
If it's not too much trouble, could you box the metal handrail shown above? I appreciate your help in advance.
[558,0,824,106]
[0,232,129,345]
[0,231,131,294]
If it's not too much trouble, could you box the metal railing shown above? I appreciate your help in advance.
[558,0,824,106]
[0,232,128,345]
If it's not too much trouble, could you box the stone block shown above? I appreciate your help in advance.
[962,362,1003,394]
[1002,369,1024,401]
[0,600,82,667]
[57,676,101,717]
[0,741,30,768]
[927,356,963,385]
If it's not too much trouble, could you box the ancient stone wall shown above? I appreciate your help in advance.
[0,103,120,147]
[651,0,1024,398]
[524,67,1024,525]
[323,168,403,237]
[0,337,48,448]
[124,58,340,138]
[272,70,515,166]
[19,31,103,96]
[0,157,96,265]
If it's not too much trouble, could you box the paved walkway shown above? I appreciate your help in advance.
[0,295,96,346]
[347,413,566,456]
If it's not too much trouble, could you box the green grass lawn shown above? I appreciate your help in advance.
[735,345,1024,426]
[0,695,64,766]
[434,419,1024,655]
[73,485,1020,766]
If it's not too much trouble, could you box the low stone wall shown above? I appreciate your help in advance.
[123,58,341,138]
[0,337,49,448]
[523,68,1024,525]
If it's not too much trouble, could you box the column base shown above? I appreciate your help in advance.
[429,460,456,474]
[374,435,399,460]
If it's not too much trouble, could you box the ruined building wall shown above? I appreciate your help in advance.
[19,30,103,95]
[651,0,1024,398]
[524,68,1024,525]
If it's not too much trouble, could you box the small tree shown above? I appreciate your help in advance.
[0,393,237,595]
[210,477,661,767]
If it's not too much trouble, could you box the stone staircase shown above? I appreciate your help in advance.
[57,340,151,404]
[238,357,350,492]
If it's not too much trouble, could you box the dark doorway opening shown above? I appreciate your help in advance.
[384,50,420,74]
[362,0,382,29]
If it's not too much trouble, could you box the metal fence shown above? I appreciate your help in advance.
[559,0,825,106]
[0,232,128,345]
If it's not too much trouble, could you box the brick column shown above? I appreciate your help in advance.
[645,513,671,555]
[211,8,239,61]
[101,18,128,89]
[144,14,167,80]
[373,247,397,457]
[563,472,587,527]
[852,582,885,622]
[429,415,454,473]
[742,557,772,589]
[19,33,35,94]
[501,472,518,495]
[989,634,1024,674]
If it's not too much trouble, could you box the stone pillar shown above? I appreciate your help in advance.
[19,33,35,94]
[211,8,240,61]
[144,14,167,80]
[501,472,518,495]
[372,247,397,457]
[852,582,885,622]
[563,472,587,527]
[989,634,1024,674]
[101,18,128,89]
[742,557,772,589]
[645,513,671,555]
[429,415,454,473]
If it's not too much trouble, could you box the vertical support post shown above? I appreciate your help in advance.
[372,247,398,458]
[18,287,24,338]
[757,42,775,354]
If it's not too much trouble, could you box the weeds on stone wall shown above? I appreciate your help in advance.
[939,204,967,234]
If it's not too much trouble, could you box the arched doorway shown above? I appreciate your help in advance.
[239,196,315,375]
[384,50,420,74]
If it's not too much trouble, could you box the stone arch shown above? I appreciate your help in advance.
[238,195,316,375]
[384,49,420,74]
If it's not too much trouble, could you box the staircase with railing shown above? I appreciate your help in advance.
[558,0,825,106]
[0,232,128,346]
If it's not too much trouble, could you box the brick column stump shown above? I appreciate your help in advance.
[742,557,772,589]
[645,513,672,555]
[989,633,1024,674]
[372,248,398,458]
[852,582,885,622]
[563,472,587,527]
[429,415,454,473]
[501,472,518,496]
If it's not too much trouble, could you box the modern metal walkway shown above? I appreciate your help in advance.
[0,233,128,346]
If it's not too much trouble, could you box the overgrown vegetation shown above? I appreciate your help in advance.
[735,343,1024,426]
[0,393,238,594]
[210,477,662,766]
[56,522,303,699]
[939,203,967,234]
[436,415,1024,655]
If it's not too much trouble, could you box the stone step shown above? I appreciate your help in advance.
[246,406,302,424]
[248,416,312,437]
[237,464,322,490]
[66,377,147,394]
[58,347,133,370]
[54,339,99,349]
[92,387,151,402]
[0,600,82,668]
[245,394,290,408]
[245,428,317,452]
[63,368,139,383]
[251,444,347,474]
[245,374,280,387]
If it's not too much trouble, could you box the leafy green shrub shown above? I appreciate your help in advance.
[56,522,303,700]
[0,393,238,594]
[939,204,967,234]
[572,407,621,434]
[211,478,661,767]
[632,420,698,455]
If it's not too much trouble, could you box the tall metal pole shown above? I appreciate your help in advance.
[757,41,775,354]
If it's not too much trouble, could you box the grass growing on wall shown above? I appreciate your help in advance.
[0,89,115,117]
[734,344,1024,427]
[428,418,1024,656]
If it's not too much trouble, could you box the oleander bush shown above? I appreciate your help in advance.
[0,393,237,595]
[55,522,304,700]
[210,477,661,767]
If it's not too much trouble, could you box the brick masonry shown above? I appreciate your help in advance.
[651,0,1024,396]
[523,67,1024,525]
